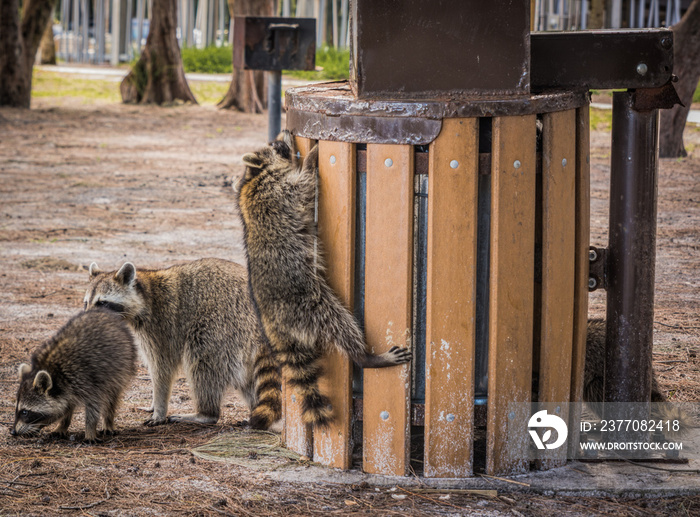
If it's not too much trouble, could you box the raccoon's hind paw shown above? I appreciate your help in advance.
[384,346,412,365]
[143,416,168,427]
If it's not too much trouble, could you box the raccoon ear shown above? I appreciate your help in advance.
[33,370,52,393]
[115,262,136,286]
[275,130,295,150]
[89,262,101,277]
[301,144,319,174]
[18,363,31,379]
[242,152,264,170]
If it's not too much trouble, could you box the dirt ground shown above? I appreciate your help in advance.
[1,90,699,516]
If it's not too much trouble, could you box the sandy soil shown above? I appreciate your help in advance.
[0,94,699,515]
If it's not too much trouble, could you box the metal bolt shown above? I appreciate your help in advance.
[555,406,561,414]
[380,411,390,421]
[291,394,296,403]
[330,155,336,165]
[508,411,515,420]
[589,249,598,262]
[636,63,648,76]
[588,277,598,290]
[385,158,393,167]
[449,160,459,169]
[562,158,567,167]
[446,414,456,422]
[661,36,672,49]
[513,160,521,169]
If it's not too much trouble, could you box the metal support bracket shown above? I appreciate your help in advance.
[588,246,608,292]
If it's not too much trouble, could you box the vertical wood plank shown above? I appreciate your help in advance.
[569,106,591,457]
[486,115,537,476]
[314,140,355,469]
[363,144,413,476]
[538,109,577,468]
[282,135,315,458]
[424,118,479,478]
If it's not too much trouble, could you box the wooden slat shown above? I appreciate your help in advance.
[282,135,315,458]
[314,140,356,468]
[486,115,537,476]
[537,109,577,469]
[424,118,479,478]
[568,106,591,457]
[363,144,413,476]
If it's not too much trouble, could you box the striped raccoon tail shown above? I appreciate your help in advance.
[282,349,333,428]
[248,345,283,430]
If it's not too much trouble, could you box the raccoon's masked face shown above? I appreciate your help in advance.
[237,130,297,194]
[12,364,64,436]
[84,262,145,321]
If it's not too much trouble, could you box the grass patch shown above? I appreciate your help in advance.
[590,107,612,131]
[181,46,232,74]
[693,80,700,104]
[188,81,229,105]
[32,70,122,103]
[284,45,349,81]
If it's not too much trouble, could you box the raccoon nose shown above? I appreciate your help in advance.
[10,428,17,436]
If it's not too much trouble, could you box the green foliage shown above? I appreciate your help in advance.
[590,107,612,131]
[284,45,350,81]
[181,46,233,74]
[693,80,700,104]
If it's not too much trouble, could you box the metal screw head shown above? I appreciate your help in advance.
[508,411,516,420]
[384,158,393,167]
[555,406,561,414]
[446,414,456,422]
[291,394,296,403]
[562,158,567,167]
[380,411,390,421]
[330,155,336,165]
[449,160,459,169]
[636,63,648,76]
[588,277,598,290]
[661,36,672,49]
[589,249,598,262]
[513,160,521,169]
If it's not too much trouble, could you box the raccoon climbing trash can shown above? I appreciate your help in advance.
[282,83,591,478]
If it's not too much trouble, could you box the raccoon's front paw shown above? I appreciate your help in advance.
[48,430,69,440]
[100,429,118,437]
[385,346,412,365]
[143,416,168,426]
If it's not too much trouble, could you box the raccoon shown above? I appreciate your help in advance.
[236,130,412,428]
[12,309,136,442]
[84,258,281,430]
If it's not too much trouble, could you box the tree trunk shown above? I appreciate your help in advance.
[0,0,57,108]
[121,0,197,105]
[218,0,275,112]
[659,0,700,158]
[39,16,56,65]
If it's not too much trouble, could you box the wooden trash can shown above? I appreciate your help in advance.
[283,83,591,477]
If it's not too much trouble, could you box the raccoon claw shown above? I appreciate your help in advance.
[386,346,412,365]
[48,431,69,440]
[143,417,167,427]
[100,429,118,437]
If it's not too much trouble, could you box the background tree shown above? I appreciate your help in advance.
[39,16,56,65]
[218,0,276,112]
[659,0,700,158]
[121,0,196,104]
[0,0,57,108]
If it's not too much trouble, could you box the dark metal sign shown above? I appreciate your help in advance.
[233,16,316,71]
[531,29,673,91]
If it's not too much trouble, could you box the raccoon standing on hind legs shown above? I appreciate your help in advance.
[236,130,412,428]
[84,258,281,430]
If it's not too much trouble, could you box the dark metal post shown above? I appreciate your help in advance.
[267,71,282,142]
[605,91,659,403]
